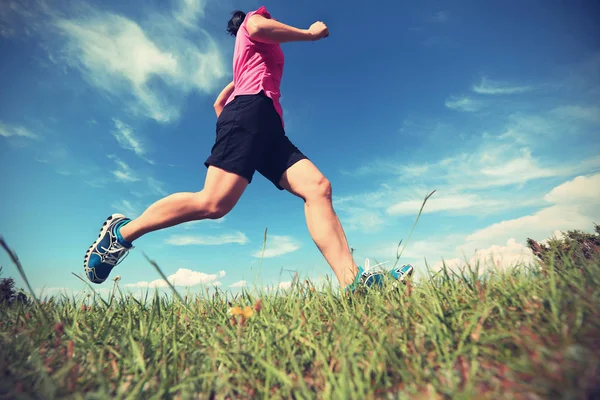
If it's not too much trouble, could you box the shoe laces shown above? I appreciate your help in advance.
[100,240,132,266]
[362,258,389,274]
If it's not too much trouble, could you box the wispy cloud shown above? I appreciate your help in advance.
[337,206,386,233]
[130,176,169,197]
[166,232,249,246]
[110,157,139,182]
[125,268,225,288]
[253,235,300,258]
[112,119,145,157]
[0,121,39,139]
[111,199,139,218]
[54,5,227,123]
[229,280,247,288]
[444,146,559,189]
[337,127,600,221]
[445,96,482,112]
[181,218,227,229]
[472,77,533,95]
[173,0,206,28]
[147,176,167,196]
[388,193,493,216]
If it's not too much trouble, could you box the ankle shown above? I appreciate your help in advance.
[115,221,134,247]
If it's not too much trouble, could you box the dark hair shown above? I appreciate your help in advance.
[227,10,246,37]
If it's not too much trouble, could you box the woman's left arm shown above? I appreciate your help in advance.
[214,81,235,118]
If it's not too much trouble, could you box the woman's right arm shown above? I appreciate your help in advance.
[246,15,329,44]
[213,81,235,118]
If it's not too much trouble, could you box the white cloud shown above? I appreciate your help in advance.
[475,147,557,186]
[253,235,300,258]
[461,173,600,255]
[55,8,226,123]
[278,281,292,290]
[472,77,533,95]
[388,193,483,216]
[124,267,225,288]
[111,158,139,182]
[433,238,536,273]
[445,96,482,112]
[113,119,145,156]
[430,145,564,190]
[544,174,600,205]
[166,232,249,246]
[229,280,247,288]
[174,0,206,28]
[182,218,227,229]
[338,206,386,233]
[385,175,598,275]
[338,131,600,223]
[0,121,39,139]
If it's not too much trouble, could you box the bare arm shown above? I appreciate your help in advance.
[213,81,235,118]
[246,14,329,44]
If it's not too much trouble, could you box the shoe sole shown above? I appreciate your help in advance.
[83,213,125,283]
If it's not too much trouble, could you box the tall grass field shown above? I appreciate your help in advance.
[1,228,599,399]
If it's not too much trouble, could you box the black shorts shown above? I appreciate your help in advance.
[205,91,307,190]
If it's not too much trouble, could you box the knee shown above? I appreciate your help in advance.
[308,175,332,202]
[205,203,230,220]
[194,195,234,220]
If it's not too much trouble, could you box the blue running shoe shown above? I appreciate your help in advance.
[84,214,133,284]
[345,258,386,293]
[389,264,414,284]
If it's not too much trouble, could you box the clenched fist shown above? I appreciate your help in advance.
[308,21,329,40]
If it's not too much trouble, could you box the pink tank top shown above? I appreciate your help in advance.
[225,6,285,126]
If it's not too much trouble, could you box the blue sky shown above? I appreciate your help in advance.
[1,0,599,297]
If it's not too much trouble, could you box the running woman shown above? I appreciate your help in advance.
[83,6,413,292]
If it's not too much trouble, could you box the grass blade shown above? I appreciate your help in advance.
[392,189,436,270]
[142,251,185,304]
[0,236,41,307]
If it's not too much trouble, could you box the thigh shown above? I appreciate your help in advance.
[278,158,328,200]
[257,133,308,191]
[202,165,249,210]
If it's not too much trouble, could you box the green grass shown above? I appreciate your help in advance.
[1,251,599,399]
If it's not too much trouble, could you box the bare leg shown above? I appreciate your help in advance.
[279,159,358,288]
[120,166,248,242]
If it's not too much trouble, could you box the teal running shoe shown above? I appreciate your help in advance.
[346,259,415,293]
[84,214,133,284]
[389,264,414,284]
[345,258,385,293]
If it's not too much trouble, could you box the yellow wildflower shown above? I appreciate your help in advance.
[242,306,254,319]
[229,306,242,316]
[228,305,254,319]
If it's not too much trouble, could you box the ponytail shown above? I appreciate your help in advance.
[227,10,246,37]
